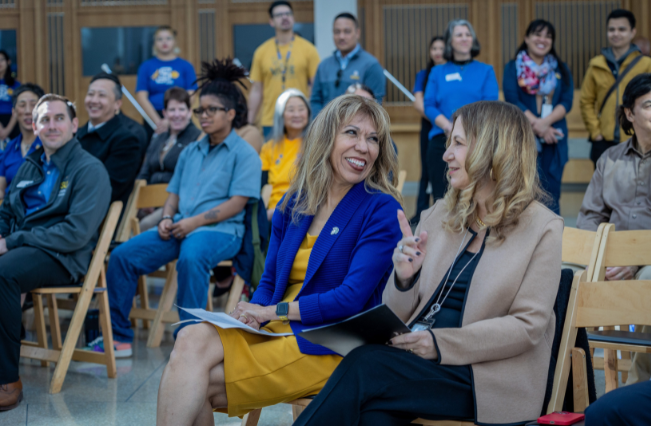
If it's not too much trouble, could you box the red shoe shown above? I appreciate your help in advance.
[0,378,23,411]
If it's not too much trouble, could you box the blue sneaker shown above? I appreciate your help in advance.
[85,336,132,358]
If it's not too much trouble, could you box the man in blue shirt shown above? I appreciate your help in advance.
[0,94,111,411]
[310,12,386,117]
[96,65,262,357]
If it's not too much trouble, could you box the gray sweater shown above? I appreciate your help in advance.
[0,138,111,280]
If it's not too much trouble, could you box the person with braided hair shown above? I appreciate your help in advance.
[88,59,261,359]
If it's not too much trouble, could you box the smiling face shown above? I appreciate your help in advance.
[430,39,446,65]
[154,30,176,56]
[85,79,121,125]
[607,17,636,50]
[33,101,78,154]
[329,113,380,188]
[13,91,40,134]
[451,25,474,58]
[525,26,553,59]
[283,96,309,135]
[269,4,294,32]
[164,99,192,133]
[443,117,471,190]
[333,17,360,55]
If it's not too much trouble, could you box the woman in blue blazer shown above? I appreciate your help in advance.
[157,94,403,424]
[503,19,573,214]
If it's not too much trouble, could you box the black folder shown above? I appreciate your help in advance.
[299,304,411,356]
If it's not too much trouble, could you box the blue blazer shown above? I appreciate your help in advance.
[250,182,402,356]
[503,59,574,181]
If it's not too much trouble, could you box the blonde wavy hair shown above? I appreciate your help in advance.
[442,101,547,243]
[280,94,402,221]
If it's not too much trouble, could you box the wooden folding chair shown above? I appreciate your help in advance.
[20,201,123,394]
[587,226,651,393]
[397,170,407,193]
[114,179,146,243]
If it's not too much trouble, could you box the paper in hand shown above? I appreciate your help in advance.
[176,307,294,337]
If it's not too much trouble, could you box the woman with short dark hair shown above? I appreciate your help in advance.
[503,19,573,214]
[423,20,498,205]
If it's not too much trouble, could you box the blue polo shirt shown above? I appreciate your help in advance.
[0,79,20,114]
[0,134,42,195]
[166,129,261,238]
[23,153,60,216]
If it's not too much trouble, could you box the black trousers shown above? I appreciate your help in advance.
[584,379,651,426]
[0,246,73,384]
[426,133,449,203]
[293,345,474,426]
[589,139,618,168]
[414,119,433,222]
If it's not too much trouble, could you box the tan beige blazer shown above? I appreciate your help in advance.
[383,200,563,425]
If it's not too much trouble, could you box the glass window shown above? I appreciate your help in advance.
[81,26,157,76]
[0,30,18,76]
[233,23,314,71]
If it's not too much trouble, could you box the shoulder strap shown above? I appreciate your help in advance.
[599,55,644,114]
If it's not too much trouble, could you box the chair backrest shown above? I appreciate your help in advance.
[115,179,145,242]
[575,278,651,329]
[593,226,651,281]
[136,183,169,209]
[561,224,608,281]
[82,201,122,290]
[397,170,407,193]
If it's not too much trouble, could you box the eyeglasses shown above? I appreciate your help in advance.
[192,106,229,117]
[272,11,293,18]
[334,69,343,88]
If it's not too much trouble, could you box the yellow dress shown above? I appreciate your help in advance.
[214,233,342,417]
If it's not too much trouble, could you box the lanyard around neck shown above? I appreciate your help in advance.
[275,36,294,90]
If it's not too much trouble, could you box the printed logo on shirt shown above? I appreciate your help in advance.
[151,67,180,85]
[445,72,462,82]
[0,85,13,102]
[58,180,69,197]
[350,70,360,80]
[60,181,68,189]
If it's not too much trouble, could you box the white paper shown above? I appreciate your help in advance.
[541,103,553,119]
[445,72,462,82]
[176,307,294,337]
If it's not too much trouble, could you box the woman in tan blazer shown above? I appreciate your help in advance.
[294,101,563,426]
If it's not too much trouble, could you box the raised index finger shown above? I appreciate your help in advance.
[397,210,413,239]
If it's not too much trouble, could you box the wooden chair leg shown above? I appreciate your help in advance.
[97,268,117,378]
[225,275,245,314]
[49,287,95,394]
[292,404,305,420]
[130,297,138,328]
[32,293,49,367]
[46,294,62,350]
[241,408,262,426]
[138,275,150,329]
[620,350,631,384]
[571,347,589,413]
[147,262,177,348]
[604,348,619,393]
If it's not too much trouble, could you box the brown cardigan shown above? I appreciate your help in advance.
[383,200,563,425]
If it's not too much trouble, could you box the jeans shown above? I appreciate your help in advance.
[107,229,242,342]
[426,134,449,203]
[585,380,651,426]
[537,142,562,215]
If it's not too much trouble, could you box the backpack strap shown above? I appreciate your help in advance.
[598,54,644,114]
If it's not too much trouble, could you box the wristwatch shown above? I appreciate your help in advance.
[276,302,289,323]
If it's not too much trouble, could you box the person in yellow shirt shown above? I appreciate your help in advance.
[260,88,310,220]
[247,1,319,139]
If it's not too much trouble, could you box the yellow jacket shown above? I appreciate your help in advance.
[580,50,651,142]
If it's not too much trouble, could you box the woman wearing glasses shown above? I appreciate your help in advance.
[294,101,563,426]
[156,94,403,425]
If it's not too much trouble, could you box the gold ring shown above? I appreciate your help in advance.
[408,349,414,354]
[240,315,248,321]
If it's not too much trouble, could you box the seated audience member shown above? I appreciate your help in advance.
[0,95,111,412]
[156,95,403,424]
[77,72,142,207]
[294,101,563,426]
[137,87,201,231]
[577,72,651,385]
[86,59,261,358]
[584,379,651,426]
[261,88,310,220]
[0,83,45,198]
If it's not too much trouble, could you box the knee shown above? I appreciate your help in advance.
[169,324,221,367]
[584,387,636,426]
[176,252,204,274]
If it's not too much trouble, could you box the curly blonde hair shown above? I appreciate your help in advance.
[442,101,547,243]
[280,94,402,221]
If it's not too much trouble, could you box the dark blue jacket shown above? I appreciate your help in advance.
[503,60,574,181]
[250,181,402,355]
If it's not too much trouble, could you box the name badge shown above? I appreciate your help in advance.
[445,72,462,82]
[541,104,553,119]
[16,180,33,188]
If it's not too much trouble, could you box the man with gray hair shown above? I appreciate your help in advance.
[77,72,142,208]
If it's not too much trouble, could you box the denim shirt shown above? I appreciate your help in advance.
[23,153,60,216]
[166,129,261,238]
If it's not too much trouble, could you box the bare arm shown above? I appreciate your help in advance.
[136,91,162,127]
[162,193,179,218]
[413,92,427,119]
[195,195,249,227]
[247,82,263,124]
